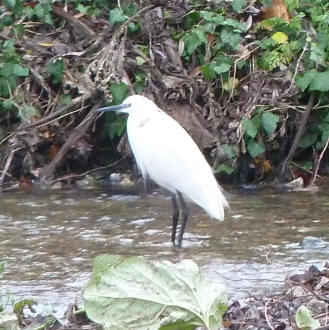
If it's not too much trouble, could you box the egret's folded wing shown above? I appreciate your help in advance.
[127,111,228,220]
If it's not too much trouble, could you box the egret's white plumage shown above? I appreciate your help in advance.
[97,95,229,245]
[122,95,228,220]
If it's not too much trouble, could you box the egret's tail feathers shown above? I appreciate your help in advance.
[199,185,229,221]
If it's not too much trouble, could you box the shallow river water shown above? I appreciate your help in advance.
[1,183,329,317]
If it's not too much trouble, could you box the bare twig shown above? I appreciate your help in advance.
[51,5,96,39]
[280,92,315,180]
[39,102,102,181]
[286,36,310,94]
[48,155,128,184]
[311,134,329,185]
[265,299,274,330]
[0,147,23,186]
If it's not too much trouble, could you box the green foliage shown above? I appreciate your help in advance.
[242,109,280,158]
[296,70,329,92]
[181,9,246,80]
[217,163,234,175]
[18,104,38,122]
[104,82,129,140]
[0,38,29,99]
[261,112,280,135]
[259,34,301,71]
[46,59,65,84]
[23,2,53,25]
[295,305,320,329]
[231,0,247,13]
[76,4,101,17]
[299,108,329,150]
[109,82,129,105]
[247,140,265,158]
[109,4,138,32]
[133,72,148,94]
[258,0,329,94]
[83,254,228,330]
[58,94,72,106]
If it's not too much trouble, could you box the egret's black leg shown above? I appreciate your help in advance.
[171,194,179,244]
[177,191,189,247]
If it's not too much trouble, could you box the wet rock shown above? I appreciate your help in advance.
[299,236,329,249]
[51,181,62,189]
[307,298,327,314]
[0,312,20,330]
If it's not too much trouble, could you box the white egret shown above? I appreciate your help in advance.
[97,95,229,246]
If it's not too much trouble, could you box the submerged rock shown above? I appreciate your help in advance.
[0,312,20,330]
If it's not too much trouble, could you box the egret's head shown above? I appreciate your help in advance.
[96,95,158,115]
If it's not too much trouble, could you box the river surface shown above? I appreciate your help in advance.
[1,183,329,317]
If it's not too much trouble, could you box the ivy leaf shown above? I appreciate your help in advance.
[184,11,200,29]
[136,56,146,66]
[309,71,329,92]
[104,114,126,140]
[46,59,64,84]
[200,11,215,21]
[201,65,216,79]
[12,64,29,77]
[128,22,139,32]
[242,117,261,138]
[109,82,129,105]
[123,4,137,17]
[58,94,72,105]
[299,132,318,148]
[232,0,246,13]
[222,145,236,158]
[216,164,234,174]
[2,99,15,110]
[220,29,241,50]
[109,8,126,24]
[0,77,15,97]
[213,62,231,74]
[295,69,317,92]
[183,29,207,55]
[310,42,326,66]
[4,0,16,9]
[261,112,279,135]
[247,140,265,158]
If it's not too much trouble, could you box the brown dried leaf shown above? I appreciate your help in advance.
[262,0,290,22]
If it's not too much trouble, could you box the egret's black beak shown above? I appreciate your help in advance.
[95,103,131,113]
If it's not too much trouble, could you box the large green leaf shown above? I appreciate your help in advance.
[247,139,265,158]
[83,255,227,330]
[46,59,64,84]
[242,117,261,138]
[220,29,242,50]
[295,70,317,92]
[183,29,207,55]
[299,131,318,148]
[309,70,329,91]
[109,8,126,24]
[109,82,129,105]
[295,305,320,329]
[232,0,247,13]
[261,112,279,135]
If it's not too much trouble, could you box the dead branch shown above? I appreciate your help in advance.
[51,5,96,39]
[280,92,315,180]
[39,102,102,181]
